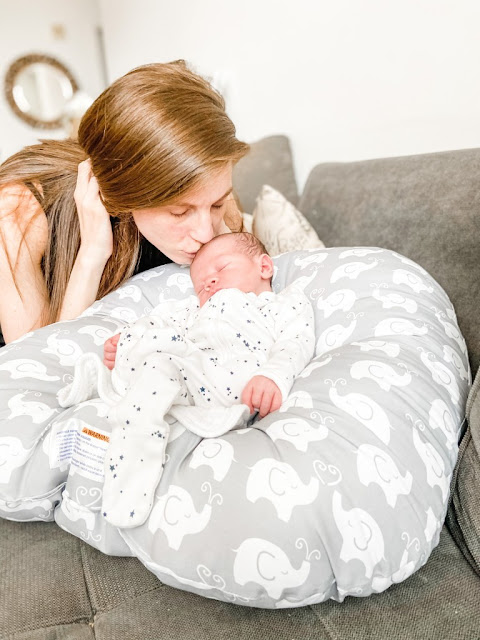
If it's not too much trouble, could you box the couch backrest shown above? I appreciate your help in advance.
[233,135,299,214]
[298,148,480,375]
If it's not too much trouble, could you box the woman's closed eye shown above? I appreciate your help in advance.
[170,209,189,218]
[170,201,224,217]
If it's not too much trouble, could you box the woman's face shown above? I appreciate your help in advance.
[132,164,234,265]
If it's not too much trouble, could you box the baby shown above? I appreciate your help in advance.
[106,232,285,416]
[60,232,315,528]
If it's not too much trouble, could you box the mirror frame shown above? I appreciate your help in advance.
[4,53,79,130]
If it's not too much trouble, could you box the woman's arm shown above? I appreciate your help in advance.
[0,184,49,342]
[0,161,114,342]
[58,249,110,321]
[58,160,113,321]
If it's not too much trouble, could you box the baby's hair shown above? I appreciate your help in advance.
[192,231,269,264]
[230,232,269,257]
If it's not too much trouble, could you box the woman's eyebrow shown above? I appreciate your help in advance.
[176,187,233,207]
[214,187,233,203]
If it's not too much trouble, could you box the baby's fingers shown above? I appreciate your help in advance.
[103,353,116,370]
[257,391,274,418]
[241,383,255,414]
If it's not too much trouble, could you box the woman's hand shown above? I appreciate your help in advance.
[74,160,113,266]
[241,376,282,418]
[104,333,120,369]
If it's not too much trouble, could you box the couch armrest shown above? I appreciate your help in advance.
[447,367,480,576]
[298,148,480,375]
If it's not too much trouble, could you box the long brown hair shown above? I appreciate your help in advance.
[0,60,249,324]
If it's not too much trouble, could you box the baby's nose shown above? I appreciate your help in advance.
[204,275,218,291]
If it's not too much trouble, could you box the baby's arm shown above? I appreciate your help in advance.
[103,295,198,371]
[255,288,315,401]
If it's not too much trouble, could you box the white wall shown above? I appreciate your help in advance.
[99,0,480,191]
[0,0,105,162]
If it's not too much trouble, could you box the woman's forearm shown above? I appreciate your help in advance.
[0,261,48,342]
[58,249,108,321]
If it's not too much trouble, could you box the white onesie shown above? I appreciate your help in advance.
[59,283,315,528]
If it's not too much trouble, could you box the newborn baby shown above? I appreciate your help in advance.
[60,232,315,527]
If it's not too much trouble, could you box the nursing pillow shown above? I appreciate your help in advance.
[0,247,470,608]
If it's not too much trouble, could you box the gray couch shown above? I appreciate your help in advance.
[1,136,479,639]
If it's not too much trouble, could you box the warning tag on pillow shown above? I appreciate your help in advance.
[47,418,110,483]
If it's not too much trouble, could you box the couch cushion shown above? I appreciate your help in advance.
[233,135,299,214]
[0,248,470,608]
[447,366,480,576]
[298,149,480,375]
[2,520,479,640]
[0,519,92,638]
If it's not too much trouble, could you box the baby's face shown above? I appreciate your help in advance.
[190,235,272,307]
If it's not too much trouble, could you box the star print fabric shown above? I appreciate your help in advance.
[61,285,315,528]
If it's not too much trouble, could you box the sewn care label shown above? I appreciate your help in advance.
[49,418,110,482]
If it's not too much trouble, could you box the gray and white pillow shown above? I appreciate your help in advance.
[0,247,470,608]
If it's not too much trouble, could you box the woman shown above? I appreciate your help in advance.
[0,60,249,345]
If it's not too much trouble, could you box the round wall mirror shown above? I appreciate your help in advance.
[4,53,79,129]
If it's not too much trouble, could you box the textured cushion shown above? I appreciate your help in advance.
[2,520,480,639]
[0,248,470,609]
[447,366,480,575]
[298,149,480,375]
[247,185,325,256]
[233,135,299,214]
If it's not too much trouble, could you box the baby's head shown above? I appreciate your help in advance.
[190,232,274,306]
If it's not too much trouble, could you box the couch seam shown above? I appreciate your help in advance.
[4,617,93,640]
[91,583,166,619]
[307,605,340,640]
[79,543,97,636]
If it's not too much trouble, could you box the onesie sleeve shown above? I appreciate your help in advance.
[255,287,315,400]
[113,296,198,392]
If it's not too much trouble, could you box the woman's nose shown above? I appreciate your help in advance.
[192,210,215,244]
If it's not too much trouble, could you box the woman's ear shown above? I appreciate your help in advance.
[260,254,274,280]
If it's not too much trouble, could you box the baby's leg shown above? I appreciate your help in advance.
[102,354,188,528]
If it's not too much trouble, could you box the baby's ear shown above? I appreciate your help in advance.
[260,254,274,280]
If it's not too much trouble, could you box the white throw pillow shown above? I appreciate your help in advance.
[247,184,325,256]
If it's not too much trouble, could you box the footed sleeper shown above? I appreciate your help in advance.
[59,285,315,527]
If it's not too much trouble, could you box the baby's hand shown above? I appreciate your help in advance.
[241,376,282,418]
[103,333,120,370]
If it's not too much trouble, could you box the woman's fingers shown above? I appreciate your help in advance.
[74,160,113,263]
[75,160,102,211]
[74,160,92,205]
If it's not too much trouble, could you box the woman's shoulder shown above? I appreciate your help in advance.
[0,182,44,221]
[0,182,47,259]
[134,237,173,274]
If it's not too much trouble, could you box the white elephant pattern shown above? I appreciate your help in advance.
[0,248,469,608]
